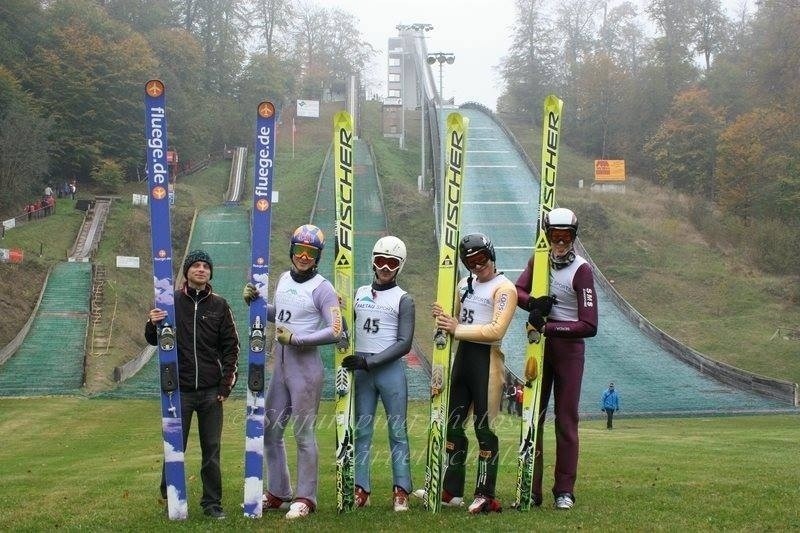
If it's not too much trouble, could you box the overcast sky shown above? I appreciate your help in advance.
[327,0,516,110]
[326,0,749,111]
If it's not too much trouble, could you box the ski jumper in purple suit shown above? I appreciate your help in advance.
[265,270,342,509]
[515,254,597,503]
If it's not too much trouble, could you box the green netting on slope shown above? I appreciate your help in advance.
[314,138,430,399]
[103,206,251,399]
[455,107,785,414]
[0,262,92,396]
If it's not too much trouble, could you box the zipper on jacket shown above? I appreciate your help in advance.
[193,299,199,390]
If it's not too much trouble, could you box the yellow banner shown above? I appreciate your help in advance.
[594,159,626,181]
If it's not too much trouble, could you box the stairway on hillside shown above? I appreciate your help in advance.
[89,264,115,358]
[70,197,112,261]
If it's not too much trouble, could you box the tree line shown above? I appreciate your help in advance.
[1,0,797,275]
[0,0,372,214]
[498,0,800,274]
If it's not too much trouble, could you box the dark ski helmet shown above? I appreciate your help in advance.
[459,233,496,267]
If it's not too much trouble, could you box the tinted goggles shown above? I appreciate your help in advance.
[373,254,401,271]
[547,228,574,244]
[464,250,492,269]
[291,243,321,260]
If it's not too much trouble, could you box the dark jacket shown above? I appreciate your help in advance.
[145,283,239,397]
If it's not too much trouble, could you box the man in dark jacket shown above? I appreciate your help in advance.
[145,249,239,519]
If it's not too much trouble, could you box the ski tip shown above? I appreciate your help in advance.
[333,110,353,124]
[446,112,465,125]
[145,79,165,97]
[544,94,564,110]
[257,101,275,118]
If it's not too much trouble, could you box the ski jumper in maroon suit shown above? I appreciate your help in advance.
[515,252,597,504]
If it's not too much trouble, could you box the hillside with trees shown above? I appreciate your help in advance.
[0,0,373,215]
[497,0,800,277]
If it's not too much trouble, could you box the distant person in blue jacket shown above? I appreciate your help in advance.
[600,382,620,429]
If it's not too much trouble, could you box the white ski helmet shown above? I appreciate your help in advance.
[372,235,407,275]
[544,207,578,236]
[544,207,578,268]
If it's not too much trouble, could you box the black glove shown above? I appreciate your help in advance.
[528,295,556,316]
[342,355,368,371]
[527,309,546,331]
[526,309,546,343]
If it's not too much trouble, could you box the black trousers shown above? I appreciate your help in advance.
[160,387,224,509]
[444,342,499,498]
[604,408,614,429]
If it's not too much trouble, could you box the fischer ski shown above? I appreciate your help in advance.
[144,79,188,521]
[514,94,563,510]
[242,101,276,518]
[333,110,356,513]
[423,112,469,513]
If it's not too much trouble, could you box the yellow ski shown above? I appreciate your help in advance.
[514,95,563,510]
[423,112,469,513]
[333,110,356,513]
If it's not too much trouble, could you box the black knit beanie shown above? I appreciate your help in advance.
[183,249,213,279]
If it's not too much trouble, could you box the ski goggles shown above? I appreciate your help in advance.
[373,254,401,272]
[291,243,321,260]
[547,228,575,245]
[464,250,492,269]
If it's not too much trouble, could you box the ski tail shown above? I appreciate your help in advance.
[333,110,356,513]
[424,112,469,513]
[243,101,276,518]
[515,95,563,510]
[144,79,188,521]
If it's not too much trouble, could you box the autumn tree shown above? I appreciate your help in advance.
[144,28,215,164]
[646,0,700,93]
[644,87,723,197]
[497,0,562,115]
[691,0,729,72]
[570,52,628,157]
[247,0,295,57]
[238,52,297,107]
[0,67,51,213]
[716,107,800,224]
[743,1,800,107]
[288,2,373,100]
[600,1,647,74]
[555,0,604,108]
[23,0,158,180]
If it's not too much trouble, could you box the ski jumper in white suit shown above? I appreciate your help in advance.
[265,270,342,508]
[353,282,415,494]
